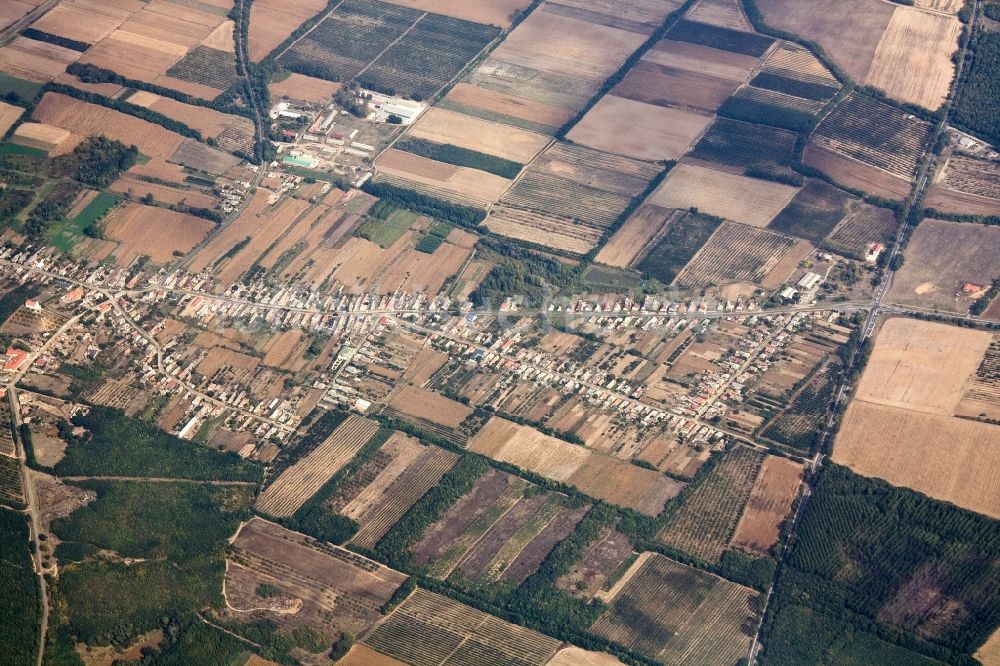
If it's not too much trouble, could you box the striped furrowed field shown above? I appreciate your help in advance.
[255,415,380,517]
[592,553,758,665]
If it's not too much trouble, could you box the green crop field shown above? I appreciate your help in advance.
[47,191,120,252]
[0,73,41,101]
[356,208,419,248]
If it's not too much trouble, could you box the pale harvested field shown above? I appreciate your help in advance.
[803,144,913,201]
[379,0,531,27]
[390,386,472,429]
[864,7,960,109]
[261,330,306,370]
[567,96,712,161]
[685,0,752,30]
[925,184,1000,217]
[196,346,259,377]
[854,318,992,416]
[30,2,128,44]
[977,629,1000,666]
[468,417,591,482]
[379,242,471,296]
[329,236,411,291]
[11,123,71,151]
[547,647,626,666]
[595,205,676,268]
[270,73,340,103]
[338,645,407,666]
[649,163,800,227]
[442,83,575,131]
[0,37,79,83]
[33,93,184,160]
[145,96,253,145]
[547,0,683,33]
[492,8,645,81]
[248,0,327,61]
[256,415,379,517]
[103,203,214,265]
[78,32,185,84]
[888,219,1000,312]
[109,177,215,209]
[761,239,815,289]
[730,456,802,555]
[915,0,964,11]
[201,19,235,52]
[756,0,894,82]
[0,101,23,136]
[377,149,512,204]
[0,0,41,32]
[409,108,550,163]
[834,401,1000,519]
[568,456,682,516]
[483,206,602,255]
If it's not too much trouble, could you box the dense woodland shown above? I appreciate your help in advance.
[954,28,1000,145]
[0,508,41,666]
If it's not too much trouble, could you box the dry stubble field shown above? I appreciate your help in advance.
[833,318,1000,518]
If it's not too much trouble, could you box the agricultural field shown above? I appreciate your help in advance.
[279,0,500,100]
[0,36,79,83]
[374,148,512,209]
[407,108,550,164]
[125,91,254,155]
[592,553,759,665]
[269,72,341,104]
[60,0,240,99]
[808,93,932,197]
[768,463,1000,664]
[0,100,23,136]
[380,0,533,28]
[648,163,800,228]
[833,318,1000,518]
[467,417,681,515]
[888,219,1000,313]
[555,528,634,600]
[0,0,43,32]
[595,205,679,268]
[410,468,588,585]
[926,153,1000,217]
[686,117,797,176]
[567,95,712,161]
[364,588,561,666]
[767,179,857,244]
[0,455,24,508]
[326,432,459,548]
[226,518,407,637]
[730,456,803,556]
[101,202,215,266]
[249,0,328,61]
[634,211,722,283]
[659,446,766,562]
[760,364,841,452]
[439,3,653,134]
[256,415,380,517]
[673,222,803,289]
[487,142,661,254]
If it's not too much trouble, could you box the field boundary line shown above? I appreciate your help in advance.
[271,0,347,62]
[354,12,428,81]
[437,489,528,579]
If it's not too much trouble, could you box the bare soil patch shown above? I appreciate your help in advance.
[103,203,214,266]
[595,205,676,268]
[269,73,340,104]
[802,143,912,201]
[410,107,550,163]
[379,0,532,28]
[567,95,712,161]
[730,456,803,555]
[389,386,472,429]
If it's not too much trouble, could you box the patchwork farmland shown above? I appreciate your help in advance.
[593,553,759,665]
[486,142,661,255]
[410,468,588,585]
[256,415,380,517]
[364,588,562,666]
[833,318,1000,518]
[659,446,766,562]
[278,0,500,100]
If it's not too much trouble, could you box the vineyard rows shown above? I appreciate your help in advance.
[484,206,602,255]
[688,117,797,172]
[813,93,932,179]
[351,445,459,548]
[166,46,239,92]
[0,455,23,506]
[825,205,898,257]
[500,171,632,229]
[255,415,379,517]
[768,180,853,243]
[942,155,1000,199]
[365,589,560,666]
[674,223,795,288]
[666,19,774,57]
[730,85,826,114]
[760,43,840,89]
[762,364,840,452]
[658,446,766,562]
[592,554,756,665]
